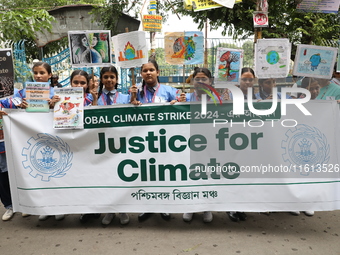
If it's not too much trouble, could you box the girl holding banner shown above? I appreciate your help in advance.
[131,59,178,105]
[24,62,64,221]
[70,70,95,106]
[227,67,257,100]
[90,66,130,225]
[91,66,130,106]
[178,67,214,223]
[181,67,220,104]
[51,70,96,107]
[131,59,178,221]
[14,62,55,104]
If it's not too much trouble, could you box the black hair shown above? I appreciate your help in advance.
[140,59,160,98]
[32,61,52,86]
[70,70,90,93]
[98,65,118,97]
[192,67,213,79]
[240,67,256,99]
[241,67,255,76]
[258,78,276,100]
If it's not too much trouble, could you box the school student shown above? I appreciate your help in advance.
[131,59,179,221]
[92,66,130,106]
[255,78,292,100]
[93,66,130,225]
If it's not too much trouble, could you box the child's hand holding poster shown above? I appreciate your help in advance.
[25,82,50,112]
[53,87,84,129]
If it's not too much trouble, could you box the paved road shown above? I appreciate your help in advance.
[0,208,339,255]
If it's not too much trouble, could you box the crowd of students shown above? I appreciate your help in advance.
[1,59,340,224]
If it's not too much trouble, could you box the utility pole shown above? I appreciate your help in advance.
[254,0,262,43]
[204,18,208,68]
[149,0,157,61]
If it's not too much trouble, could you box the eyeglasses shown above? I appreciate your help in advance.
[241,78,254,82]
[72,81,87,85]
[194,77,209,82]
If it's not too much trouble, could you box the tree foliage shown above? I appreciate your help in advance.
[98,1,339,62]
[1,0,339,60]
[0,7,54,42]
[0,0,105,59]
[95,0,170,35]
[162,0,339,47]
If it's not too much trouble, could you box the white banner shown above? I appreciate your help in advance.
[4,101,340,215]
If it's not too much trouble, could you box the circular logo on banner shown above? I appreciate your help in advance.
[281,124,329,176]
[22,133,73,181]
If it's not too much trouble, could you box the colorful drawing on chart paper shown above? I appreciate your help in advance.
[255,38,291,79]
[118,41,145,62]
[68,30,111,67]
[293,44,337,79]
[25,82,50,113]
[53,88,84,129]
[165,31,204,65]
[112,31,148,68]
[214,48,243,87]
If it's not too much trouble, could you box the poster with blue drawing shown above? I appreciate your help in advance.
[164,31,204,65]
[293,44,337,79]
[214,48,243,87]
[255,38,291,78]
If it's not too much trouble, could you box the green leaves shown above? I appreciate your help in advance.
[0,9,54,42]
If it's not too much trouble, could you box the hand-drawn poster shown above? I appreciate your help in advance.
[0,49,14,98]
[165,31,204,65]
[25,82,50,113]
[53,87,84,129]
[214,48,243,87]
[255,38,291,78]
[68,30,112,68]
[112,31,148,68]
[293,44,337,79]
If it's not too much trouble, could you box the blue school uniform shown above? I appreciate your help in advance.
[97,89,130,105]
[0,98,17,109]
[137,84,178,104]
[84,93,93,106]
